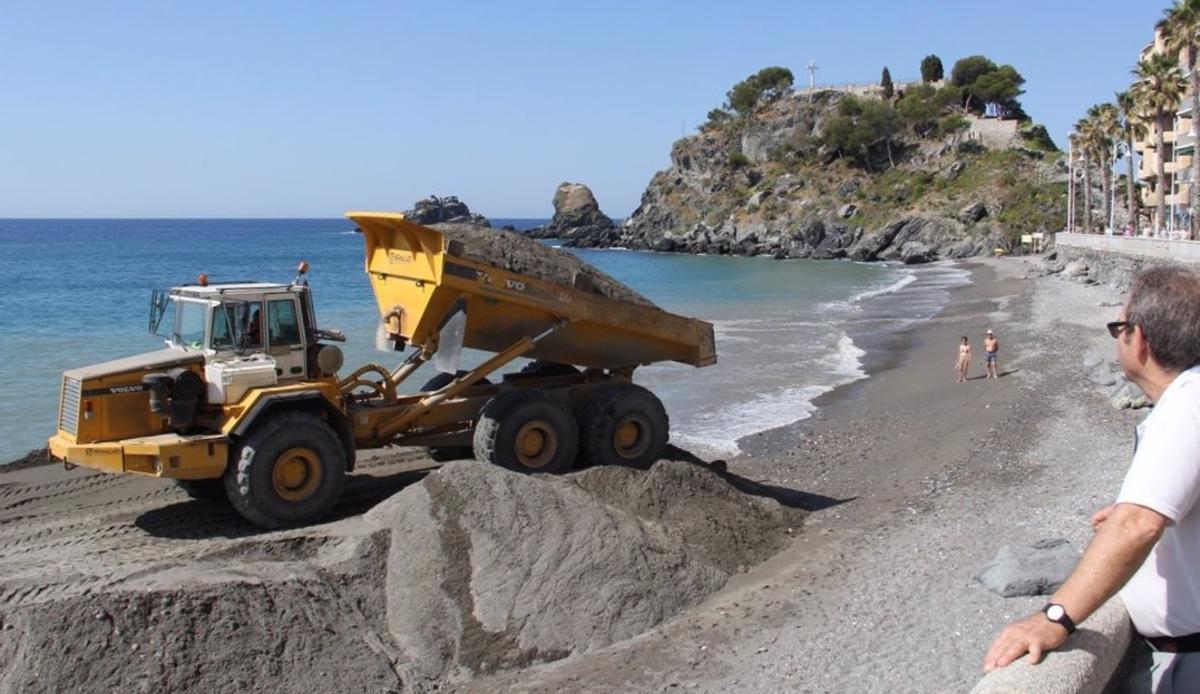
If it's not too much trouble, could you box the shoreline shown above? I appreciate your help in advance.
[738,259,992,455]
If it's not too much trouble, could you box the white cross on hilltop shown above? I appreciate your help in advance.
[806,60,819,90]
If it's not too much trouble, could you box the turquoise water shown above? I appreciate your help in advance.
[0,219,965,461]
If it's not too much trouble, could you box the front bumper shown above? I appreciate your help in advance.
[48,432,228,480]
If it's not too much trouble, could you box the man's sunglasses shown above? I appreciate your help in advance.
[1107,321,1131,338]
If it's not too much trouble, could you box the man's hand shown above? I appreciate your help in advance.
[983,612,1070,672]
[1091,505,1115,530]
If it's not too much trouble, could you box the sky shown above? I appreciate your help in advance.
[0,1,1170,218]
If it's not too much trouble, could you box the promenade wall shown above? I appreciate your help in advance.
[1054,232,1200,289]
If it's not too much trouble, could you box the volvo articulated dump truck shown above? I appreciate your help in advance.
[48,212,716,528]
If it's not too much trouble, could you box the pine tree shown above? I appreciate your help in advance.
[920,55,944,83]
[881,67,894,99]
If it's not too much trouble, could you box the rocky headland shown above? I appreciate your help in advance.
[572,82,1066,263]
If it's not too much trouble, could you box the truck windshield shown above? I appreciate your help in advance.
[173,301,207,349]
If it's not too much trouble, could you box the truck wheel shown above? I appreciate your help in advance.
[224,411,347,529]
[518,361,580,378]
[420,371,492,462]
[577,383,669,469]
[174,479,227,502]
[474,389,578,474]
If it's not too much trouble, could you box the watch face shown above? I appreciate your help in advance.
[1046,605,1065,621]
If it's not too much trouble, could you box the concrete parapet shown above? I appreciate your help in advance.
[1054,233,1200,289]
[971,598,1134,694]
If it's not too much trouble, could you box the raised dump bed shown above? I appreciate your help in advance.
[342,211,717,478]
[350,212,717,369]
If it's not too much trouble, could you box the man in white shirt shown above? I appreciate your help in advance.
[984,266,1200,692]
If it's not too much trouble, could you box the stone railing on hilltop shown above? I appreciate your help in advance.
[798,77,928,99]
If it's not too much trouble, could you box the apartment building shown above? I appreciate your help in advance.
[1135,31,1194,234]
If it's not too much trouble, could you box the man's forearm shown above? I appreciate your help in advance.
[1050,504,1164,625]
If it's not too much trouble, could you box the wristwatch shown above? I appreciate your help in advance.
[1043,603,1077,634]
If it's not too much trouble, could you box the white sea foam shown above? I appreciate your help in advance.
[668,329,868,458]
[849,270,918,303]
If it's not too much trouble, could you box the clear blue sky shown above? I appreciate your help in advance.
[0,1,1167,218]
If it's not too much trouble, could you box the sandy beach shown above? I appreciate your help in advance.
[0,255,1143,692]
[443,256,1142,692]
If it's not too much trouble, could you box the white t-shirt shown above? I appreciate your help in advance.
[1118,365,1200,638]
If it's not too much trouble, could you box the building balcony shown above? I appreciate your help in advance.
[1178,131,1197,155]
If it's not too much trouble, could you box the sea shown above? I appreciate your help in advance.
[0,219,970,463]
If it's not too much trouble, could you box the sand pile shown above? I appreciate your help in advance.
[0,532,403,693]
[431,222,656,307]
[0,460,802,692]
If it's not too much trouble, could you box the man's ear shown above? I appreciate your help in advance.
[1132,324,1153,364]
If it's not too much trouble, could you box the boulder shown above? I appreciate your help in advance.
[1063,260,1089,278]
[976,539,1079,597]
[838,203,858,219]
[1111,381,1150,410]
[900,241,934,265]
[406,195,490,227]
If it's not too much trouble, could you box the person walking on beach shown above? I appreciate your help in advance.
[983,329,999,379]
[956,336,971,383]
[983,266,1200,692]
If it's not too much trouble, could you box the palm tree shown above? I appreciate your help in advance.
[1117,90,1147,231]
[1132,52,1187,235]
[1089,103,1121,231]
[1158,0,1200,237]
[1075,115,1097,232]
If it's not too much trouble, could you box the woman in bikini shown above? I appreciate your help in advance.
[956,336,971,383]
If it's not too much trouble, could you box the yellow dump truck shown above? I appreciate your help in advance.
[48,212,716,528]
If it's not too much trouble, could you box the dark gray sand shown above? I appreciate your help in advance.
[432,222,655,307]
[0,257,1140,692]
[447,257,1142,693]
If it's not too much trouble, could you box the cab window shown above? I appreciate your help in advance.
[211,305,235,349]
[174,301,207,349]
[267,299,302,346]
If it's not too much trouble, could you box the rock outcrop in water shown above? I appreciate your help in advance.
[525,182,619,247]
[581,88,1065,264]
[406,195,491,227]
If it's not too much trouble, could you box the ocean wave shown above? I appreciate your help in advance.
[670,329,868,458]
[849,270,919,304]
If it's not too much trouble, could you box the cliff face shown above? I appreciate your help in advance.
[596,90,1066,263]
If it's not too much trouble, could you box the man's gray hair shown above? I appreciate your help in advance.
[1127,266,1200,372]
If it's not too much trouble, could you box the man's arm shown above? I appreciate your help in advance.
[983,502,1168,672]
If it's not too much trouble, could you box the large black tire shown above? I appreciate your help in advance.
[420,371,492,462]
[576,383,669,469]
[518,361,581,378]
[223,410,347,529]
[473,389,578,474]
[173,478,227,502]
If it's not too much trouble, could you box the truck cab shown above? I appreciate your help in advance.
[152,278,325,386]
